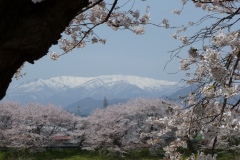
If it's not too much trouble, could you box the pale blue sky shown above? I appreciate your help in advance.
[11,1,207,86]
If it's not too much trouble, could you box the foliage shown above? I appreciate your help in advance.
[140,0,240,159]
[0,97,240,159]
[80,98,178,153]
[0,99,176,152]
[48,0,150,59]
[0,102,77,149]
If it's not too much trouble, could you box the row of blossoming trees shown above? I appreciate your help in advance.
[1,98,240,159]
[0,99,173,150]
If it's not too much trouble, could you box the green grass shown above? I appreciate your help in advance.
[0,152,6,160]
[0,148,163,160]
[211,150,240,160]
[179,149,240,160]
[0,148,239,160]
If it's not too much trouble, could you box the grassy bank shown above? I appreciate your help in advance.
[0,148,239,160]
[0,148,162,160]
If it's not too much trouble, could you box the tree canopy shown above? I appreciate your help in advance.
[0,1,239,158]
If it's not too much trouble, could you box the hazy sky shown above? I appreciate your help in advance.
[11,1,206,86]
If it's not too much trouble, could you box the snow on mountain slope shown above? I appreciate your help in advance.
[10,77,91,92]
[4,75,180,106]
[88,75,177,90]
[10,75,178,92]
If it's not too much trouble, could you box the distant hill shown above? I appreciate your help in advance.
[165,84,240,106]
[4,75,180,107]
[64,97,128,116]
[162,84,198,102]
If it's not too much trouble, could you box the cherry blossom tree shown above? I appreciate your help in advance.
[80,98,178,153]
[0,102,77,149]
[49,0,150,59]
[142,0,240,159]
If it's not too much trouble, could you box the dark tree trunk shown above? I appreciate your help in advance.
[0,0,88,100]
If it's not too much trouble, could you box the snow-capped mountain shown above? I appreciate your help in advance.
[4,75,181,106]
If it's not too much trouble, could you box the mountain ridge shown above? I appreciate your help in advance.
[4,75,181,106]
[64,97,129,116]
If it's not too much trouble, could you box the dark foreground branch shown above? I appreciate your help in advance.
[0,0,89,100]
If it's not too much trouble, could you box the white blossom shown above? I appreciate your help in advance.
[180,59,190,70]
[172,9,181,15]
[162,19,169,28]
[50,52,59,60]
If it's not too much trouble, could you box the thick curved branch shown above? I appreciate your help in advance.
[0,0,89,100]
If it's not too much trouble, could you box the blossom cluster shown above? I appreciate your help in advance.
[51,1,150,59]
[144,102,240,159]
[157,5,240,155]
[81,98,175,153]
[178,30,240,103]
[188,0,238,14]
[0,102,77,148]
